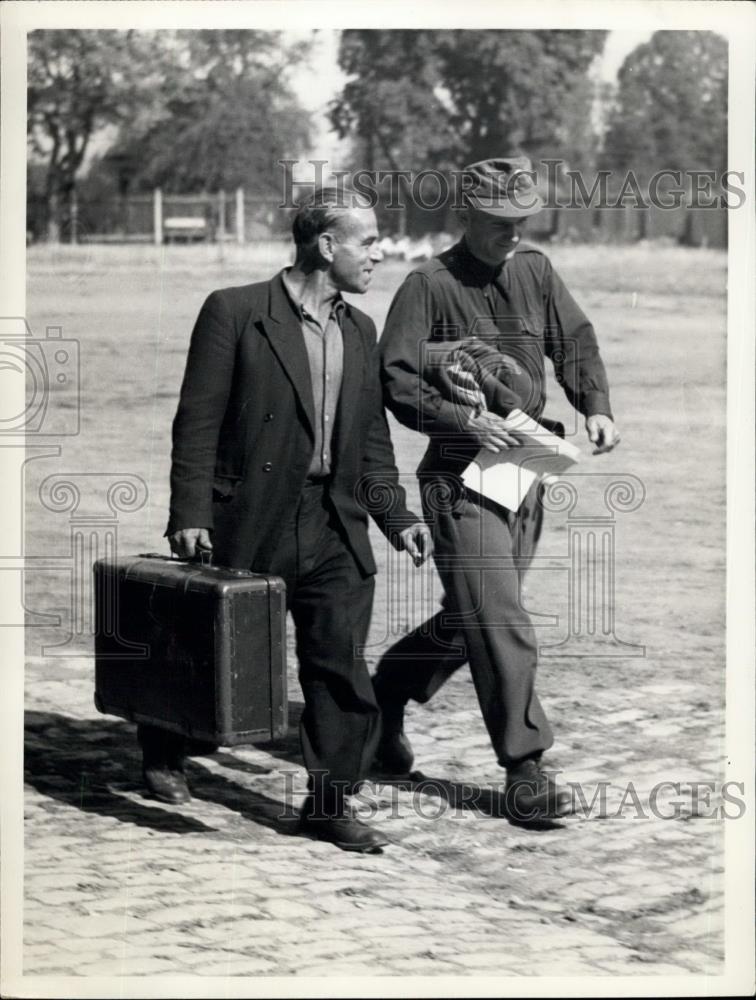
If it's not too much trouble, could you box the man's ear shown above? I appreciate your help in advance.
[318,231,335,263]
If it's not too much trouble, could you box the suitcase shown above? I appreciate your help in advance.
[93,552,287,745]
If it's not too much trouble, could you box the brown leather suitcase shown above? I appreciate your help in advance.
[93,553,287,745]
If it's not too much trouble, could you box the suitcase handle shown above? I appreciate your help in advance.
[137,550,253,577]
[138,550,213,565]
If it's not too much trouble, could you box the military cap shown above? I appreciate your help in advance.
[462,156,544,217]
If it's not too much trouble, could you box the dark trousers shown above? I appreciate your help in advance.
[268,481,379,804]
[140,482,379,810]
[373,477,554,768]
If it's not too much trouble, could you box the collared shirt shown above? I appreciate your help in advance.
[379,238,613,440]
[282,271,344,477]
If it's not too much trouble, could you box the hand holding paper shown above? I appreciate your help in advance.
[462,410,581,511]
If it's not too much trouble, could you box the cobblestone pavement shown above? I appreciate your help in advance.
[22,642,726,982]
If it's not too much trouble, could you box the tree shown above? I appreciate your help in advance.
[330,31,455,173]
[330,30,607,235]
[107,31,312,194]
[434,30,607,163]
[602,31,727,244]
[27,30,159,240]
[28,30,314,240]
[602,31,727,177]
[330,30,607,170]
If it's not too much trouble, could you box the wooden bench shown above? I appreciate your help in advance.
[164,216,209,243]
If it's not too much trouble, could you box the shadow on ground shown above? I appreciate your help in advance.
[26,709,563,837]
[367,770,565,831]
[24,709,307,840]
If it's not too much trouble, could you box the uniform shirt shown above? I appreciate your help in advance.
[282,272,344,477]
[380,238,613,442]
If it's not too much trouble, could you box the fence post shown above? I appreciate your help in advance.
[48,189,61,244]
[153,188,163,245]
[218,189,227,243]
[236,187,245,244]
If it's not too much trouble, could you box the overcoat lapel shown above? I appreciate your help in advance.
[333,310,365,464]
[261,274,316,438]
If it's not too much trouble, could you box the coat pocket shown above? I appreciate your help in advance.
[212,474,241,503]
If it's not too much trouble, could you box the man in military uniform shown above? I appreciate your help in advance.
[373,157,620,820]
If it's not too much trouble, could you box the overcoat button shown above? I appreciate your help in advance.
[263,462,273,472]
[264,413,274,422]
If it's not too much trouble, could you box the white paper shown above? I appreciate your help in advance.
[462,413,581,511]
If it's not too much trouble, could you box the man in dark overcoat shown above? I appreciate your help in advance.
[140,187,431,853]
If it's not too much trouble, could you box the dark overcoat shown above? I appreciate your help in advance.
[166,271,417,575]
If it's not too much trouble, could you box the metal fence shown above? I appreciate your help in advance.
[35,189,291,245]
[530,203,727,247]
[28,187,727,249]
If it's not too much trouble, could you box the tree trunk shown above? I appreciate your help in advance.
[637,209,649,241]
[47,188,61,244]
[70,188,79,244]
[547,208,561,241]
[59,180,76,243]
[678,210,697,247]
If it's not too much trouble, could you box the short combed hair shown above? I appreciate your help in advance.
[292,186,368,259]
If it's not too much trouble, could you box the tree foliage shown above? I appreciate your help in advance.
[435,30,607,163]
[27,30,159,238]
[27,30,312,238]
[602,30,727,176]
[330,30,607,171]
[110,31,312,194]
[330,31,454,172]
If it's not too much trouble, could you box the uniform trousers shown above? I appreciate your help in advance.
[373,476,554,767]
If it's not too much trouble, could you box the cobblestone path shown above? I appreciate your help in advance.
[23,645,725,981]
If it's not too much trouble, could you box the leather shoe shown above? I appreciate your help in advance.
[299,799,388,853]
[143,764,192,805]
[373,698,415,777]
[505,757,573,821]
[138,724,191,804]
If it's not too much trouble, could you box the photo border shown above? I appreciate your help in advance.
[2,2,753,997]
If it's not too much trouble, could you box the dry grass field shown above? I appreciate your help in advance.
[24,239,727,676]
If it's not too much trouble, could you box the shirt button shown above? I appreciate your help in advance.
[264,413,274,422]
[262,462,273,472]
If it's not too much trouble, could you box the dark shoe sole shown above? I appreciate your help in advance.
[331,838,388,854]
[507,794,574,823]
[369,767,424,787]
[299,819,389,853]
[142,770,192,805]
[373,746,414,774]
[143,787,192,805]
